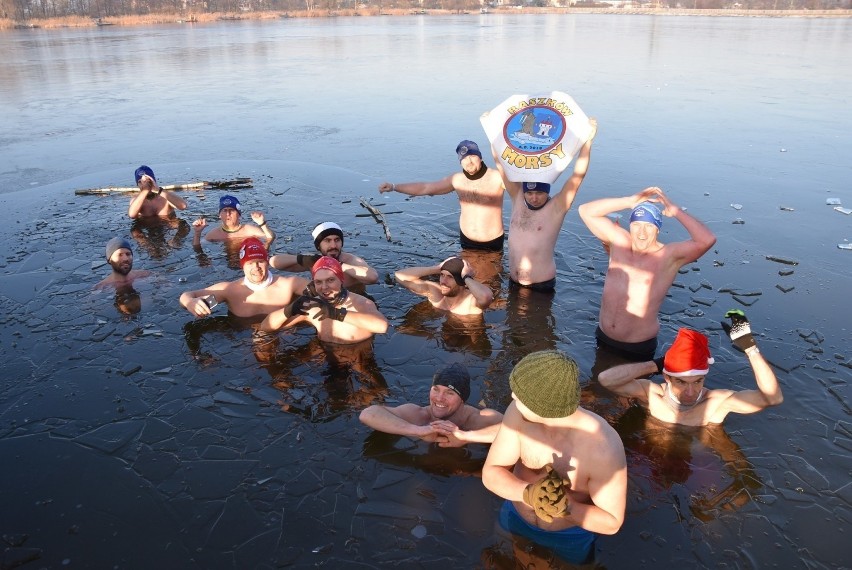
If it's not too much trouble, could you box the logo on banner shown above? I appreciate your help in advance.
[502,104,568,156]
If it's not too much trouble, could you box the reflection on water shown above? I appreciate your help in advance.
[130,216,191,260]
[0,157,849,568]
[615,406,763,524]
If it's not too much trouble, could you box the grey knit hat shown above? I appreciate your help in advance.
[105,237,132,261]
[509,350,580,418]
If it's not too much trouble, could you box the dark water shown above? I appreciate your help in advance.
[0,14,850,569]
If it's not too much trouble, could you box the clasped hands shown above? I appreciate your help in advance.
[522,464,572,523]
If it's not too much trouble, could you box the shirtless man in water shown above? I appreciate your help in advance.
[359,363,503,447]
[598,312,783,426]
[495,119,597,292]
[96,237,151,288]
[262,256,388,344]
[394,256,493,316]
[179,237,306,319]
[483,350,626,564]
[270,221,378,288]
[578,186,716,360]
[192,195,275,246]
[378,140,507,251]
[127,165,187,219]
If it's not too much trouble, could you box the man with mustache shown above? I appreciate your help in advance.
[179,237,307,319]
[96,237,151,288]
[270,221,377,288]
[394,256,493,316]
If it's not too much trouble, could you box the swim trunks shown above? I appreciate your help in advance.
[509,277,556,293]
[499,501,596,565]
[595,326,657,362]
[459,230,505,252]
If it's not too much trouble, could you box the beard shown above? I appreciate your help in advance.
[109,259,132,276]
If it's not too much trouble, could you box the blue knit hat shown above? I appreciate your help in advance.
[134,165,156,185]
[219,195,242,214]
[456,140,482,161]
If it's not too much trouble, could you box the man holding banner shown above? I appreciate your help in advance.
[492,119,596,292]
[378,140,507,252]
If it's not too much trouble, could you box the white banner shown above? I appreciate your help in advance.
[480,92,593,184]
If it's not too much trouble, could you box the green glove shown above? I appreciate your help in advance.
[296,253,321,268]
[721,309,756,351]
[522,465,571,523]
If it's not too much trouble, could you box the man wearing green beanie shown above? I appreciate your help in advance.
[483,350,627,565]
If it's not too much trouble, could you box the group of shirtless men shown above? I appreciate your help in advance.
[100,121,783,563]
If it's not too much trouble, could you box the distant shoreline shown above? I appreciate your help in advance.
[3,6,851,30]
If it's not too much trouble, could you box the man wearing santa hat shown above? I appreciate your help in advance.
[597,310,783,426]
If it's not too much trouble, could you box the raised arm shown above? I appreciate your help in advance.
[651,188,716,265]
[359,404,433,439]
[378,175,455,197]
[459,258,493,309]
[339,253,379,285]
[714,311,783,420]
[250,211,276,246]
[578,192,645,245]
[486,134,520,200]
[336,298,389,334]
[162,190,187,211]
[394,265,444,304]
[597,360,657,402]
[191,218,206,249]
[552,118,597,214]
[127,188,149,219]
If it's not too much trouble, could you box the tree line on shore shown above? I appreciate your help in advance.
[4,0,849,24]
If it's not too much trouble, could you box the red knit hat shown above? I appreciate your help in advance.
[239,237,268,268]
[311,256,345,284]
[663,328,714,378]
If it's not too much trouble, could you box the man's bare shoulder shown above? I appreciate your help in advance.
[272,275,308,290]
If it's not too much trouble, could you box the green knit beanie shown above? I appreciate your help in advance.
[509,350,580,418]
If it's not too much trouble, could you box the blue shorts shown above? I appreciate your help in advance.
[499,501,596,565]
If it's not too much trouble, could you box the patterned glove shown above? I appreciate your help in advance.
[721,309,756,351]
[296,253,321,268]
[522,465,571,523]
[312,297,348,322]
[283,295,319,318]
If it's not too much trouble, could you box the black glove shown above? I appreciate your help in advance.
[304,281,318,297]
[283,295,319,318]
[653,356,665,375]
[296,253,321,268]
[311,297,347,322]
[721,309,756,351]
